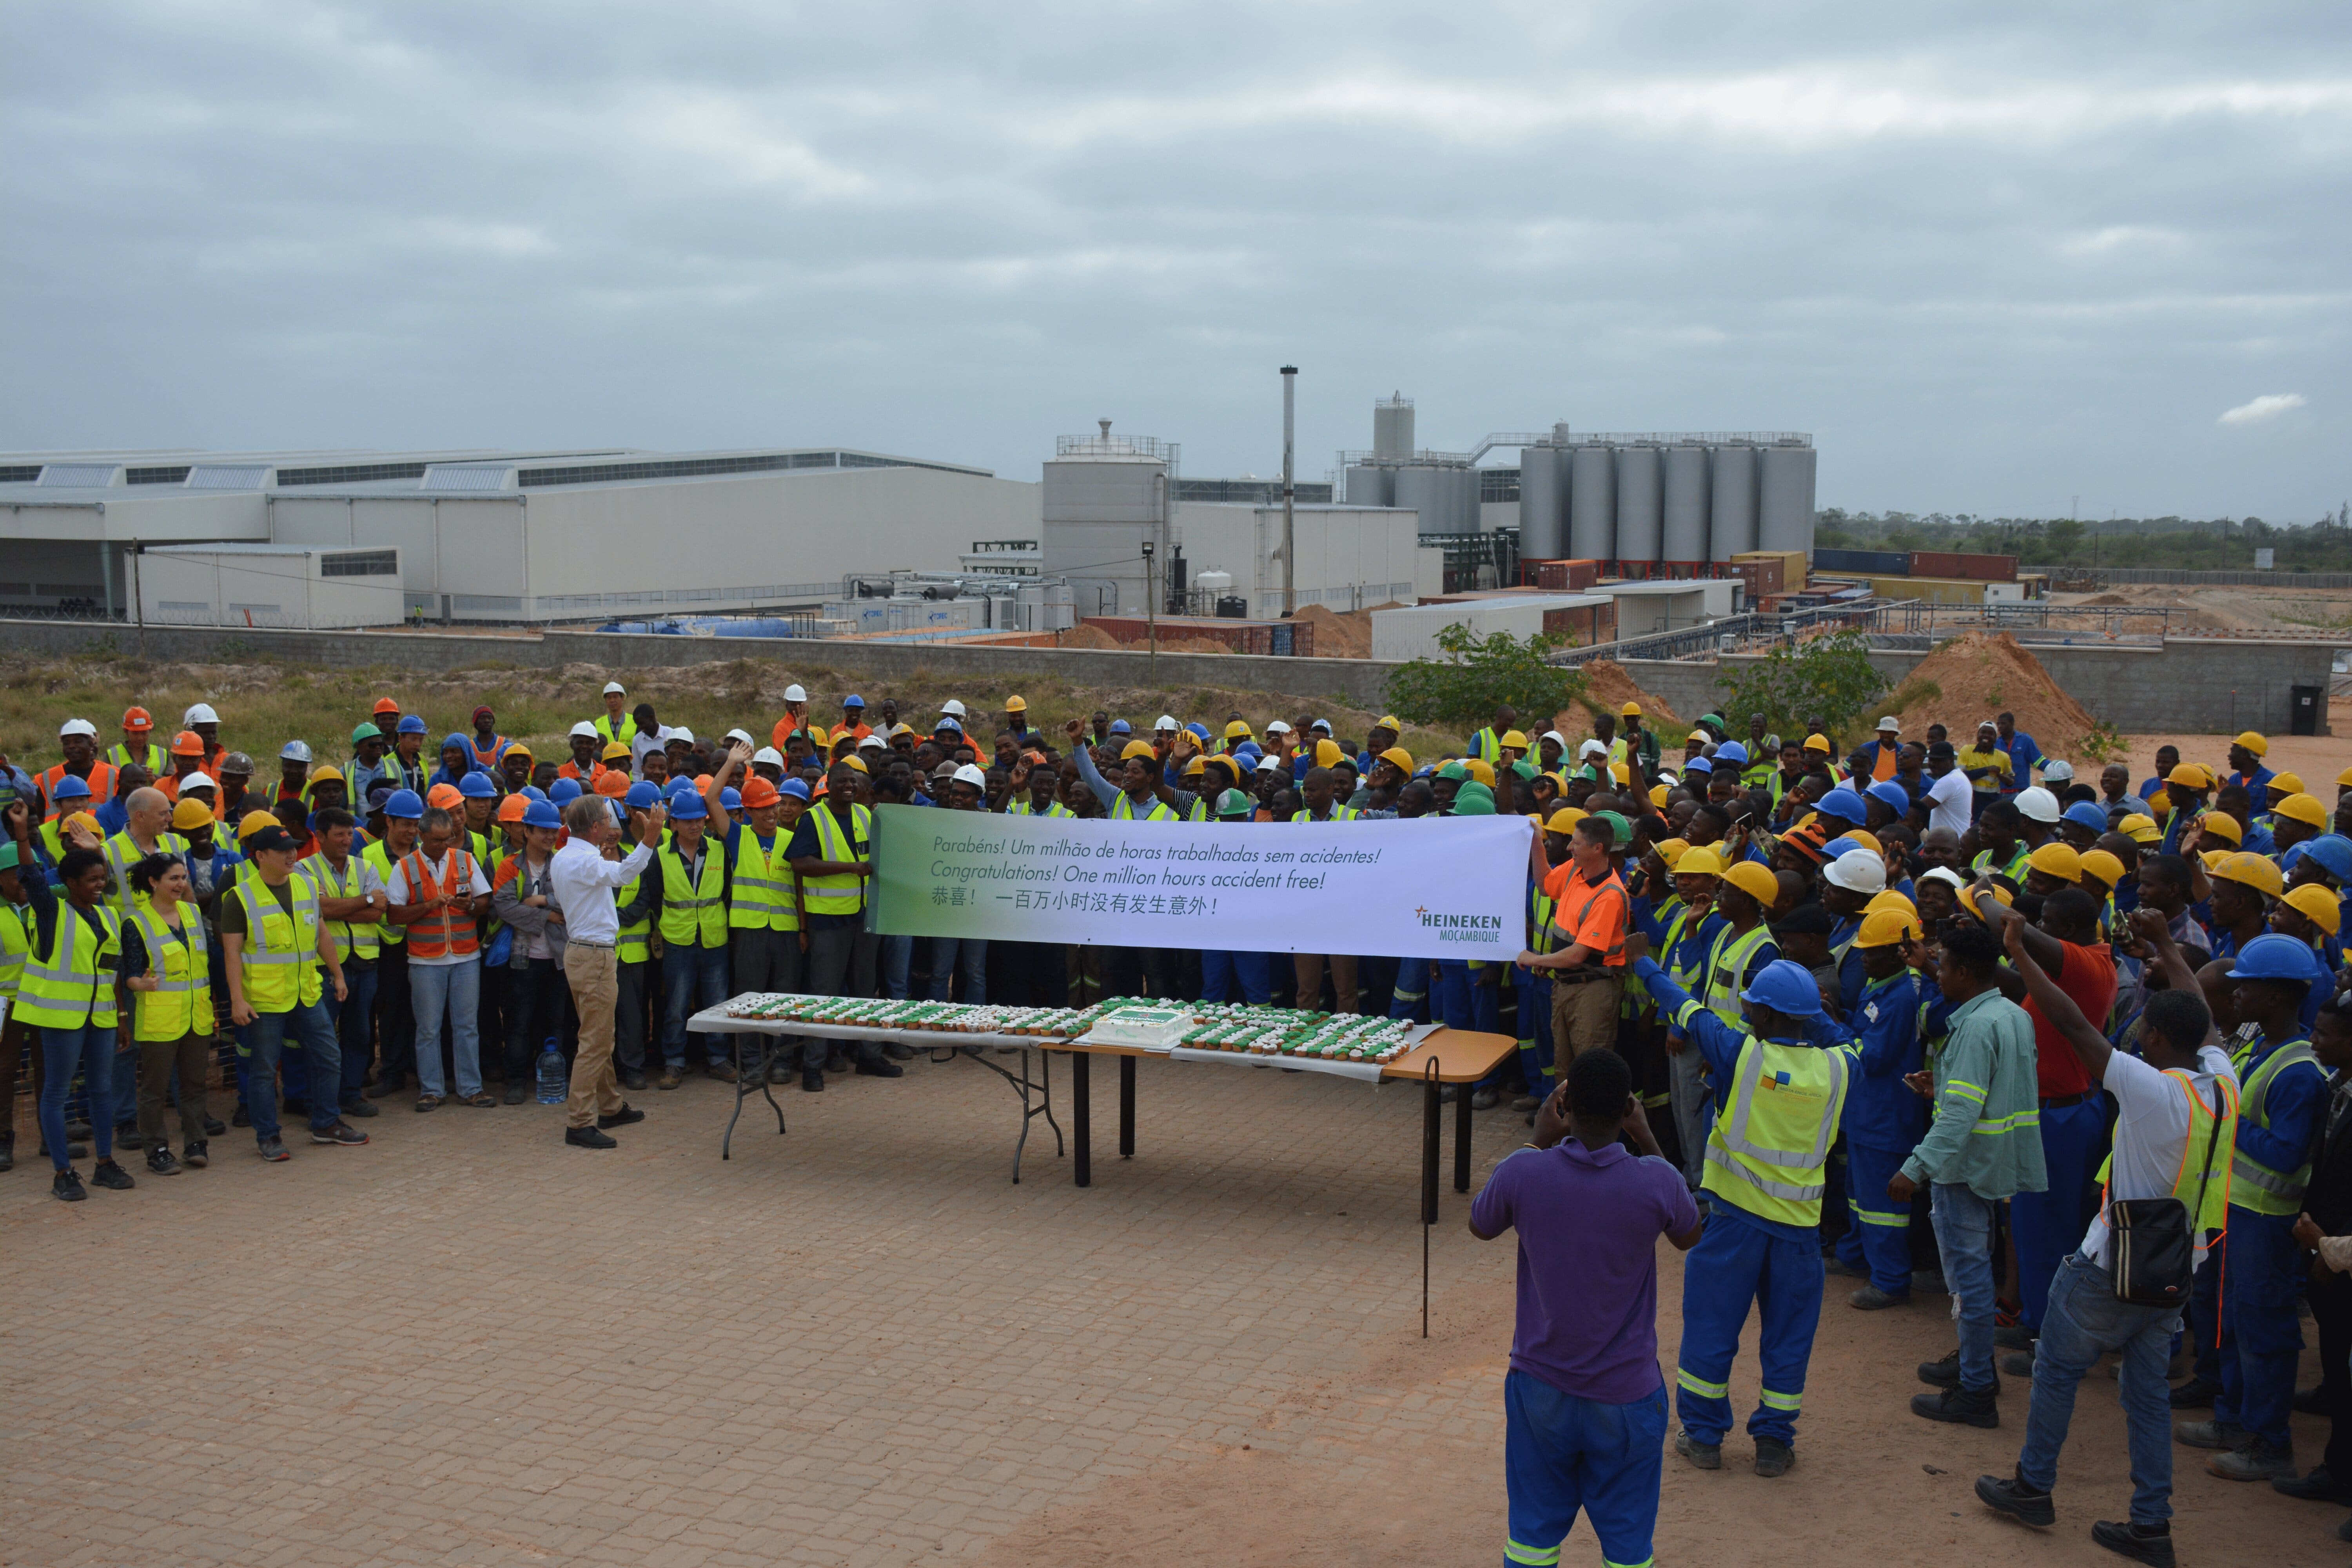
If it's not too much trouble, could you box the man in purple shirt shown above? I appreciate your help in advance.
[1472,1048,1703,1568]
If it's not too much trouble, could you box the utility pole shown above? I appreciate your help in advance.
[131,541,145,659]
[1280,365,1297,618]
[1142,539,1157,688]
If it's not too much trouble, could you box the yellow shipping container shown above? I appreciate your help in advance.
[1732,550,1808,592]
[1869,574,1984,605]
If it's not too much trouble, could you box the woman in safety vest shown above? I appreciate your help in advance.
[119,851,214,1174]
[17,846,132,1201]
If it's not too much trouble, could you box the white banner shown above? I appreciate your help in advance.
[869,804,1531,959]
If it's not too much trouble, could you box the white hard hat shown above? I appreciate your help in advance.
[2040,759,2075,783]
[58,717,98,739]
[2015,786,2061,824]
[858,733,886,751]
[1826,848,1887,894]
[670,726,694,744]
[181,772,217,793]
[942,699,967,719]
[1542,730,1568,748]
[724,728,753,746]
[1265,720,1292,735]
[569,720,597,738]
[280,740,313,763]
[1154,714,1178,731]
[951,763,987,788]
[752,746,784,768]
[603,681,626,695]
[1577,738,1608,759]
[182,703,218,726]
[783,684,808,704]
[1256,754,1282,772]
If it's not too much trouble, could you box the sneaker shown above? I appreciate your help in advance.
[854,1059,906,1078]
[1849,1285,1909,1310]
[2171,1418,2248,1450]
[657,1066,683,1091]
[146,1145,182,1176]
[2209,1439,2295,1481]
[1913,1387,1999,1428]
[91,1158,137,1190]
[620,1068,648,1091]
[52,1168,87,1201]
[2167,1376,2220,1410]
[2271,1465,2352,1503]
[706,1061,739,1084]
[2088,1518,2175,1566]
[2294,1385,2329,1416]
[1510,1094,1541,1112]
[1752,1436,1793,1478]
[311,1122,370,1147]
[230,1104,251,1129]
[203,1115,226,1136]
[564,1124,617,1149]
[1470,1086,1499,1110]
[802,1067,826,1093]
[182,1141,209,1169]
[1673,1429,1721,1470]
[339,1098,381,1119]
[257,1136,290,1162]
[597,1104,646,1129]
[884,1044,918,1061]
[1974,1471,2056,1528]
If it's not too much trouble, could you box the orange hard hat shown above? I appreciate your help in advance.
[373,697,400,715]
[594,769,630,798]
[426,782,464,810]
[123,706,153,731]
[742,777,781,809]
[497,794,528,824]
[169,730,205,757]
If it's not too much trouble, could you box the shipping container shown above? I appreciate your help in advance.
[1731,556,1783,599]
[1812,547,1910,576]
[1868,574,1984,606]
[1525,557,1603,592]
[1907,551,2017,583]
[1733,549,1807,592]
[1078,614,1314,657]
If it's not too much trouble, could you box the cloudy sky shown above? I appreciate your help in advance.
[4,2,2345,519]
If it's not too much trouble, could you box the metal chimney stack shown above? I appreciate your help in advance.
[1280,365,1297,617]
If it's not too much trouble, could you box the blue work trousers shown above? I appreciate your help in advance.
[240,999,343,1143]
[1437,959,1502,1088]
[330,965,378,1106]
[2216,1206,2305,1450]
[1931,1182,2000,1392]
[1675,1207,1824,1448]
[1834,1143,1916,1296]
[1201,950,1273,1004]
[36,1023,121,1171]
[1515,971,1553,1098]
[2018,1252,2182,1527]
[2011,1100,2102,1332]
[1503,1370,1665,1568]
[928,938,987,1003]
[660,941,731,1069]
[1389,958,1432,1023]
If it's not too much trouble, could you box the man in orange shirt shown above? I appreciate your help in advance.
[837,695,873,744]
[1520,815,1630,1075]
[1863,717,1904,782]
[156,731,207,802]
[769,683,811,751]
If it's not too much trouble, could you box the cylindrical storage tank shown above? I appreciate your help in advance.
[1373,397,1416,461]
[1757,443,1817,554]
[1450,466,1482,535]
[1614,444,1663,567]
[1343,465,1392,507]
[1568,443,1616,561]
[1661,444,1710,565]
[1708,443,1759,560]
[1517,445,1564,556]
[1393,465,1454,535]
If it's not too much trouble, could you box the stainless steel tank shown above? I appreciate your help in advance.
[1708,442,1759,560]
[1568,443,1616,561]
[1516,445,1564,556]
[1662,444,1710,563]
[1758,442,1817,554]
[1613,443,1663,566]
[1343,465,1393,507]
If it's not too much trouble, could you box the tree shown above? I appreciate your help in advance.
[1713,632,1886,748]
[1385,624,1589,737]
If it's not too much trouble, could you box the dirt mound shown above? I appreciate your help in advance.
[1895,632,2101,763]
[1578,661,1684,730]
[2085,592,2131,606]
[1056,624,1123,650]
[1158,637,1231,655]
[1292,603,1375,659]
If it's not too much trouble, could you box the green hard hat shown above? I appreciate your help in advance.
[1215,789,1254,819]
[1436,761,1470,781]
[0,840,17,872]
[350,722,382,744]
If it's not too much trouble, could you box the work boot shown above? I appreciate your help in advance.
[825,1047,849,1073]
[1470,1086,1499,1110]
[2171,1418,2248,1450]
[1751,1437,1793,1478]
[854,1059,905,1078]
[2167,1376,2220,1409]
[1673,1430,1720,1470]
[706,1060,739,1084]
[2271,1465,2352,1503]
[1913,1386,1999,1428]
[1823,1256,1867,1279]
[2088,1519,2175,1566]
[1510,1094,1541,1112]
[564,1125,617,1149]
[801,1066,826,1093]
[2209,1439,2295,1481]
[182,1140,209,1169]
[620,1067,648,1091]
[767,1056,796,1085]
[1974,1470,2055,1528]
[1917,1352,2000,1394]
[503,1080,529,1105]
[1849,1285,1909,1310]
[2294,1385,2329,1416]
[1994,1323,2035,1352]
[657,1065,683,1091]
[145,1145,182,1176]
[339,1097,380,1119]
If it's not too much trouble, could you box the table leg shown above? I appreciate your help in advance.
[1118,1054,1135,1160]
[1073,1051,1092,1188]
[1421,1071,1440,1225]
[1454,1073,1472,1194]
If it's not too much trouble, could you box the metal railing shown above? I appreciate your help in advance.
[1550,599,1895,666]
[2062,567,2352,588]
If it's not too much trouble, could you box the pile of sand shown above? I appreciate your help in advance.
[1056,624,1123,650]
[1158,636,1232,655]
[1291,602,1397,661]
[1887,632,2100,761]
[1579,660,1684,730]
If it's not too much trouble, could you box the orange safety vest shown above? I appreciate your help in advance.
[40,760,118,820]
[469,734,510,769]
[399,848,483,959]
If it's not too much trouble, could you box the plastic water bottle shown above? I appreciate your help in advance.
[535,1037,567,1105]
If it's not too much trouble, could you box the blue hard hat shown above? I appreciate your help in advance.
[1818,786,1868,823]
[1109,719,1131,735]
[382,788,424,820]
[1187,721,1212,741]
[396,715,428,735]
[1684,755,1713,776]
[521,784,548,803]
[624,781,661,809]
[1740,958,1826,1019]
[1820,836,1862,860]
[779,777,812,803]
[1866,780,1911,814]
[548,778,583,805]
[1714,740,1749,768]
[668,788,708,820]
[521,800,562,831]
[719,786,742,810]
[51,774,91,801]
[2301,835,2352,886]
[458,771,498,799]
[842,694,865,709]
[2062,802,2109,832]
[933,716,962,734]
[2228,933,2325,984]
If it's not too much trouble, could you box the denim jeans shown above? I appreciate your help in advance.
[332,964,378,1105]
[411,958,484,1099]
[2018,1251,2182,1526]
[37,1023,121,1170]
[660,941,731,1070]
[880,935,913,1000]
[1931,1183,1999,1392]
[928,938,987,1003]
[241,999,343,1142]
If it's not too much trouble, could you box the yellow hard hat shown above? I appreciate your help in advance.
[1961,883,2015,919]
[238,811,276,842]
[1686,730,1710,744]
[2270,771,2305,796]
[806,724,830,747]
[1500,729,1529,750]
[2283,882,2343,936]
[2234,730,2267,757]
[1653,837,1690,869]
[1866,889,1918,919]
[2196,813,2241,845]
[307,763,343,784]
[842,755,869,775]
[1462,757,1496,789]
[2199,849,2232,871]
[1674,845,1727,878]
[1224,720,1252,740]
[1312,739,1343,768]
[1724,861,1780,905]
[1005,695,1028,713]
[1650,783,1669,808]
[1619,701,1642,718]
[1854,907,1922,949]
[1376,714,1402,731]
[2337,765,2352,790]
[2274,792,2328,829]
[1379,746,1414,775]
[1544,808,1586,835]
[1184,756,1205,776]
[2026,842,2081,884]
[171,797,215,832]
[2167,762,2213,789]
[2078,849,2125,890]
[2118,813,2160,844]
[1610,762,1631,784]
[601,741,630,761]
[1120,740,1156,762]
[1843,829,1882,856]
[2212,851,2283,898]
[1804,733,1831,753]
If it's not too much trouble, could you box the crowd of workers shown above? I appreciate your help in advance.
[6,677,2352,1566]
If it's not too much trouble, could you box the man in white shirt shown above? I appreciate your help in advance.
[1976,909,2234,1565]
[552,793,666,1147]
[1924,741,1975,839]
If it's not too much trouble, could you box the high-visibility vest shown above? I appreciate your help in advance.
[107,740,169,775]
[2230,1034,2324,1216]
[362,840,406,948]
[103,829,187,917]
[657,838,728,947]
[14,900,121,1028]
[594,713,638,748]
[1469,728,1502,763]
[231,876,323,1013]
[726,828,794,933]
[1008,800,1073,818]
[0,903,27,999]
[1291,805,1361,822]
[1663,907,1710,995]
[127,904,212,1041]
[1112,793,1178,822]
[2098,1069,2239,1236]
[1700,1031,1851,1226]
[399,848,482,960]
[299,851,380,962]
[1971,842,2029,882]
[803,804,871,915]
[617,866,652,964]
[1529,885,1560,956]
[1701,922,1775,1030]
[468,734,510,769]
[39,760,117,821]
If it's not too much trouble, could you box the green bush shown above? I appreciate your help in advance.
[1715,633,1887,749]
[1386,625,1588,737]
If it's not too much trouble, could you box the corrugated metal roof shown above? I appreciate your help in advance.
[186,465,272,490]
[37,463,119,487]
[419,464,516,492]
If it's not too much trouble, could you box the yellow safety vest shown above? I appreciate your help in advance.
[727,828,794,933]
[14,900,122,1030]
[1700,1032,1852,1226]
[1290,806,1361,822]
[2230,1035,2323,1216]
[299,851,380,962]
[362,840,406,948]
[657,838,728,948]
[103,828,188,917]
[107,740,170,775]
[0,903,27,998]
[595,713,639,747]
[1701,922,1775,1030]
[803,803,872,915]
[1007,800,1074,818]
[1112,793,1178,822]
[618,866,652,964]
[232,875,323,1013]
[2098,1069,2240,1235]
[127,904,212,1042]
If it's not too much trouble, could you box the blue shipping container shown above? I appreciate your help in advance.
[1811,548,1910,576]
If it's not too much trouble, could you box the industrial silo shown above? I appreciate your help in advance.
[1757,441,1817,554]
[1661,444,1710,570]
[1449,465,1482,534]
[1344,465,1393,507]
[1568,443,1615,561]
[1373,396,1416,461]
[1517,445,1564,557]
[1708,442,1759,560]
[1614,443,1663,571]
[1394,465,1457,535]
